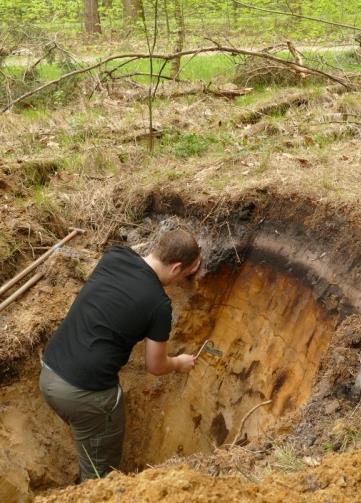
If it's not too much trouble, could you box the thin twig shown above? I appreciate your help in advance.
[89,56,140,98]
[231,400,272,447]
[226,221,241,264]
[152,59,169,99]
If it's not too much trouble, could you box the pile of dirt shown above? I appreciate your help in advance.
[34,449,361,503]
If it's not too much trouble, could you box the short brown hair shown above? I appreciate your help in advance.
[152,229,200,267]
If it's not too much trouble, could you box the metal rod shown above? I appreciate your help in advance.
[0,228,84,298]
[195,339,210,359]
[0,271,45,313]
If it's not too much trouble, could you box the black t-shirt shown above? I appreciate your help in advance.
[43,246,172,390]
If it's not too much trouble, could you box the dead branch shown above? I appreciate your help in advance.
[108,71,182,82]
[114,83,252,102]
[101,57,140,80]
[90,71,183,100]
[1,45,351,112]
[233,1,361,32]
[236,92,309,125]
[286,40,302,66]
[231,400,272,447]
[193,85,252,99]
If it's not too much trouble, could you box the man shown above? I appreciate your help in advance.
[39,228,200,482]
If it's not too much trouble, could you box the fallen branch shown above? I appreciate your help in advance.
[236,92,309,124]
[233,1,361,32]
[89,71,183,100]
[132,84,253,101]
[122,127,164,143]
[103,71,183,83]
[231,400,272,447]
[177,85,252,99]
[1,45,351,112]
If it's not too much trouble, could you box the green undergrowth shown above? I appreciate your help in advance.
[3,48,359,111]
[160,131,216,158]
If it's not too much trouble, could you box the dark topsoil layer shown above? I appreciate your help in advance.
[115,185,361,313]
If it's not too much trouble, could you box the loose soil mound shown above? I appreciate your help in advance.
[34,450,361,503]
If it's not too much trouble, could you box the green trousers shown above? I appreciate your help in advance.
[39,365,125,481]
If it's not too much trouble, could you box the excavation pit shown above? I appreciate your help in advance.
[121,256,338,470]
[0,214,350,499]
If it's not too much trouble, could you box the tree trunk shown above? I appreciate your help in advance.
[170,0,185,78]
[123,0,142,29]
[84,0,102,34]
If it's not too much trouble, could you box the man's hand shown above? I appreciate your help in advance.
[174,353,196,373]
[145,339,195,375]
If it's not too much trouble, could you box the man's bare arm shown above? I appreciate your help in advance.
[145,338,195,375]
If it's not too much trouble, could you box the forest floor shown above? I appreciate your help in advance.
[1,54,361,502]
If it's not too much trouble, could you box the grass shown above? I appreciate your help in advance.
[20,108,51,121]
[160,131,214,158]
[271,445,305,473]
[32,185,52,207]
[323,440,334,453]
[58,153,85,174]
[235,87,284,107]
[337,93,361,114]
[254,149,273,175]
